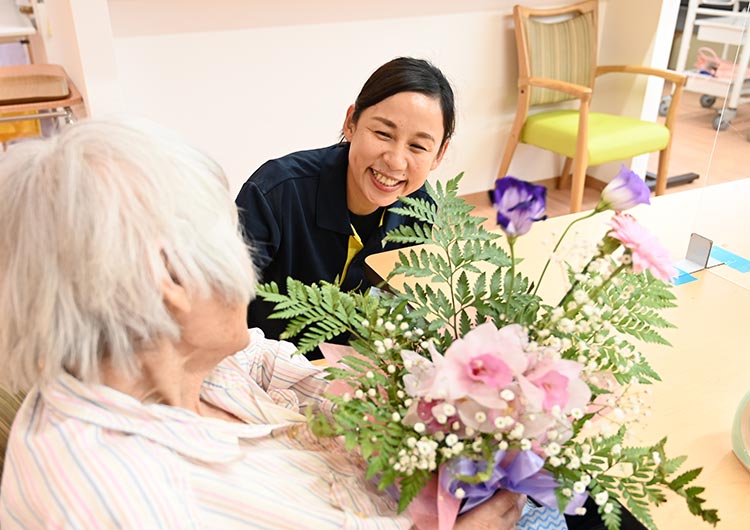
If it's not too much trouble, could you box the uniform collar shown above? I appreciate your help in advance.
[316,143,352,235]
[40,364,305,464]
[314,143,429,238]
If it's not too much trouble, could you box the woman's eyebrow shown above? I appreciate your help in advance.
[414,131,436,143]
[372,116,436,143]
[372,116,397,129]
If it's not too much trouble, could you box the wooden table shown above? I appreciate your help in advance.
[365,180,750,529]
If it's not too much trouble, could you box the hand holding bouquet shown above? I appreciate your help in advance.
[258,167,718,530]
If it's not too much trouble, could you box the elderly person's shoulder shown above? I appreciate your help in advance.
[213,327,324,391]
[2,377,200,527]
[201,327,330,420]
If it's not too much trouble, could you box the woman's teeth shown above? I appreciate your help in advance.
[372,169,401,187]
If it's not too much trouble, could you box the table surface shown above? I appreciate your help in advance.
[365,179,750,529]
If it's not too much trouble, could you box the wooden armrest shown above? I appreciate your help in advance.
[595,65,687,86]
[523,76,593,101]
[595,65,686,128]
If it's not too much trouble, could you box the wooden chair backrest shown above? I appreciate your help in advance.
[514,0,598,106]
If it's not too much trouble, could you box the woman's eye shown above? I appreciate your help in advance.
[375,131,391,139]
[410,144,428,152]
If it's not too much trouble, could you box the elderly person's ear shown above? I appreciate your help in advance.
[162,275,191,314]
[160,255,191,314]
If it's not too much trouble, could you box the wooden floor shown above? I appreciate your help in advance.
[462,90,748,223]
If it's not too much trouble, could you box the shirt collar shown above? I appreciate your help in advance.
[316,142,352,234]
[40,367,304,464]
[313,143,429,239]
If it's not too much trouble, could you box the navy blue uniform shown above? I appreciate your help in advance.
[236,143,431,355]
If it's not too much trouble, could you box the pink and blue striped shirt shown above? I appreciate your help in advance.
[0,328,411,529]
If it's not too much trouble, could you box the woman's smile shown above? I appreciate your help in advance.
[371,168,404,190]
[344,91,447,215]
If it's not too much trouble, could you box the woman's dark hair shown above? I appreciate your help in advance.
[350,57,456,149]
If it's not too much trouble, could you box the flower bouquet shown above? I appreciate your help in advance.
[257,167,719,530]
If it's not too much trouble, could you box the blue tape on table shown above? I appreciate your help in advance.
[673,268,697,285]
[710,246,750,273]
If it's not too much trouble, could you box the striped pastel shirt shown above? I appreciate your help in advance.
[0,328,411,529]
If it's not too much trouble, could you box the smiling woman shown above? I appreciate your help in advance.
[235,57,456,356]
[343,91,447,215]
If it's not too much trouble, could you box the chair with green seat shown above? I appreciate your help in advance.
[0,386,26,483]
[497,0,687,213]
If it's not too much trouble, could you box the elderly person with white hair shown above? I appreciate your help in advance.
[0,119,524,529]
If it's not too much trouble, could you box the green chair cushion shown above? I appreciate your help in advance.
[0,386,26,482]
[520,110,670,166]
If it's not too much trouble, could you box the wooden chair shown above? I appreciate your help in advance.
[0,63,84,147]
[0,386,25,483]
[497,0,687,213]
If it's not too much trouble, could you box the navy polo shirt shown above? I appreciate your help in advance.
[236,143,432,353]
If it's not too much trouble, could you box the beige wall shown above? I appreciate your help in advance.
[37,0,680,196]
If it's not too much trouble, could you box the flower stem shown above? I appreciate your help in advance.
[443,240,459,337]
[587,263,627,304]
[556,250,604,311]
[563,262,627,319]
[533,210,598,296]
[505,236,516,319]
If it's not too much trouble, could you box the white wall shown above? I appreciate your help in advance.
[109,9,522,196]
[39,0,679,196]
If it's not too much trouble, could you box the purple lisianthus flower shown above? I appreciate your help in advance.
[493,177,547,238]
[595,165,651,213]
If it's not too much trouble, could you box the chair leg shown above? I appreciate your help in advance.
[558,157,573,190]
[655,148,670,196]
[569,158,587,213]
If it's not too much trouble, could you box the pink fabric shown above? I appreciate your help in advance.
[319,342,356,364]
[408,466,461,530]
[317,343,358,397]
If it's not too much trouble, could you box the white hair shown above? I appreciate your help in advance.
[0,118,256,390]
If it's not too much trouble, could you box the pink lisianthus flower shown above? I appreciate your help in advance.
[467,353,513,387]
[533,370,569,410]
[455,395,516,433]
[607,213,678,282]
[400,347,442,397]
[522,411,574,442]
[518,359,591,414]
[512,358,590,441]
[432,323,529,408]
[401,398,455,435]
